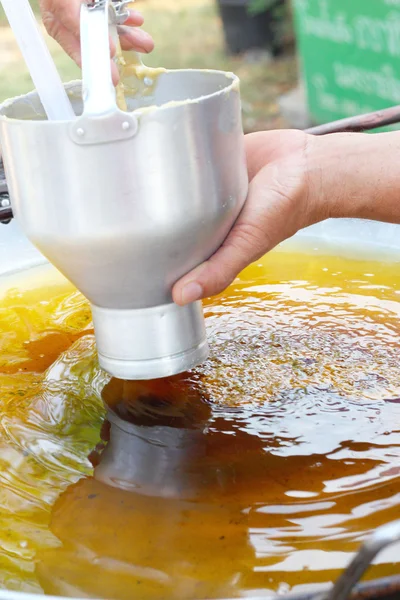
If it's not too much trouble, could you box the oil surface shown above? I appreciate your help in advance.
[0,248,400,598]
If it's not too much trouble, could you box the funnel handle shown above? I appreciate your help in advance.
[80,0,117,117]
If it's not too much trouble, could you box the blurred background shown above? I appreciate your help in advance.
[0,0,297,133]
[1,0,400,134]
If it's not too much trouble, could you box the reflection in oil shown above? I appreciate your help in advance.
[0,249,399,597]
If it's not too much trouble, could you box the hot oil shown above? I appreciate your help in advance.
[0,248,400,598]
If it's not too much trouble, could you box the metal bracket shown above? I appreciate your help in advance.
[69,111,138,145]
[315,519,400,600]
[84,0,131,23]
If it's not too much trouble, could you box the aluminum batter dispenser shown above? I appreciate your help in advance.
[0,0,248,380]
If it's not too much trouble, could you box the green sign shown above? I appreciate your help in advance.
[293,0,400,130]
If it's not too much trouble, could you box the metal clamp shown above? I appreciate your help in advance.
[111,0,132,23]
[0,160,12,224]
[317,519,400,600]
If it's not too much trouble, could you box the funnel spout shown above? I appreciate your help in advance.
[91,303,209,380]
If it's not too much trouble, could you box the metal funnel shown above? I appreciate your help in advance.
[0,0,248,379]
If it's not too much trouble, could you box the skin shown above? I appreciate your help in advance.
[172,130,400,305]
[39,0,154,81]
[38,3,400,306]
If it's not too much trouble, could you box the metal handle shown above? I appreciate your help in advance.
[80,0,118,116]
[305,105,400,135]
[322,519,400,600]
[70,0,138,144]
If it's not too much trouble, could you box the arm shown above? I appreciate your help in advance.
[308,131,400,224]
[172,130,400,305]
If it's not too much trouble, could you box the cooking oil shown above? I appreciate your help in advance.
[0,247,399,598]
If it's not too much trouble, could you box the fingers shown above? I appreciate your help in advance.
[43,18,82,65]
[45,21,120,83]
[125,9,145,27]
[40,0,80,39]
[40,0,154,66]
[172,170,275,305]
[172,161,305,306]
[117,25,154,53]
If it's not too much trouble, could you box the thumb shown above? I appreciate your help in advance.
[172,229,265,306]
[172,164,293,306]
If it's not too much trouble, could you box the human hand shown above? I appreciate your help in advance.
[39,0,154,74]
[173,128,400,306]
[172,130,321,305]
